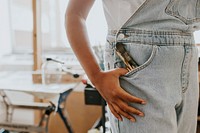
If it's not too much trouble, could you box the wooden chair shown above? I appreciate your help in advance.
[0,90,55,133]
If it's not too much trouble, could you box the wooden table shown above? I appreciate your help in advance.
[0,71,79,133]
[0,71,78,99]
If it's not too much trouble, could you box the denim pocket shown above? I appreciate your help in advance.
[165,0,200,24]
[120,43,158,77]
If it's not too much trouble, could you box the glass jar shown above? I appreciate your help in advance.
[41,58,63,88]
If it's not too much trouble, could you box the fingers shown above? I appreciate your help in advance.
[107,86,146,122]
[115,68,128,76]
[114,68,146,104]
[108,97,145,122]
[108,103,123,121]
[116,100,144,117]
[95,68,147,123]
[118,88,146,104]
[108,100,143,122]
[108,88,146,122]
[112,103,136,122]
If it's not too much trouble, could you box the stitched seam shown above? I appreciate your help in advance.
[109,29,193,36]
[116,41,194,46]
[124,45,158,77]
[165,0,200,24]
[114,0,151,44]
[121,0,151,28]
[182,47,193,93]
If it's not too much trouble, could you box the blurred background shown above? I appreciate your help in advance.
[0,0,107,133]
[0,0,107,70]
[0,0,200,133]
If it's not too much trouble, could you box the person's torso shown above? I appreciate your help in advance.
[102,0,200,32]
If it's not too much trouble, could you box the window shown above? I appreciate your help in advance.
[40,0,107,51]
[10,0,33,54]
[0,0,199,56]
[0,0,107,56]
[0,0,12,56]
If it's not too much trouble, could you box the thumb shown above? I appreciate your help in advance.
[115,68,128,76]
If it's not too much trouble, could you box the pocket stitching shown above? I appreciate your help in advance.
[124,45,158,77]
[165,0,200,24]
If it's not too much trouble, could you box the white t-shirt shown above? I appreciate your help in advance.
[102,0,145,30]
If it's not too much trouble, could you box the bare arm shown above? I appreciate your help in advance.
[65,0,100,81]
[65,0,146,122]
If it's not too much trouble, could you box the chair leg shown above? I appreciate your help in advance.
[57,89,74,133]
[38,103,55,133]
[57,107,73,133]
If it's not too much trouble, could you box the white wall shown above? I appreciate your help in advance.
[86,0,107,46]
[0,0,12,57]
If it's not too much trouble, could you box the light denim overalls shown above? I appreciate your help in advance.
[104,0,200,133]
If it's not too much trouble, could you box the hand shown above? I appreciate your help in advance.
[92,68,146,122]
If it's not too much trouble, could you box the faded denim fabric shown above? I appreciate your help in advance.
[103,0,200,133]
[119,0,200,32]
